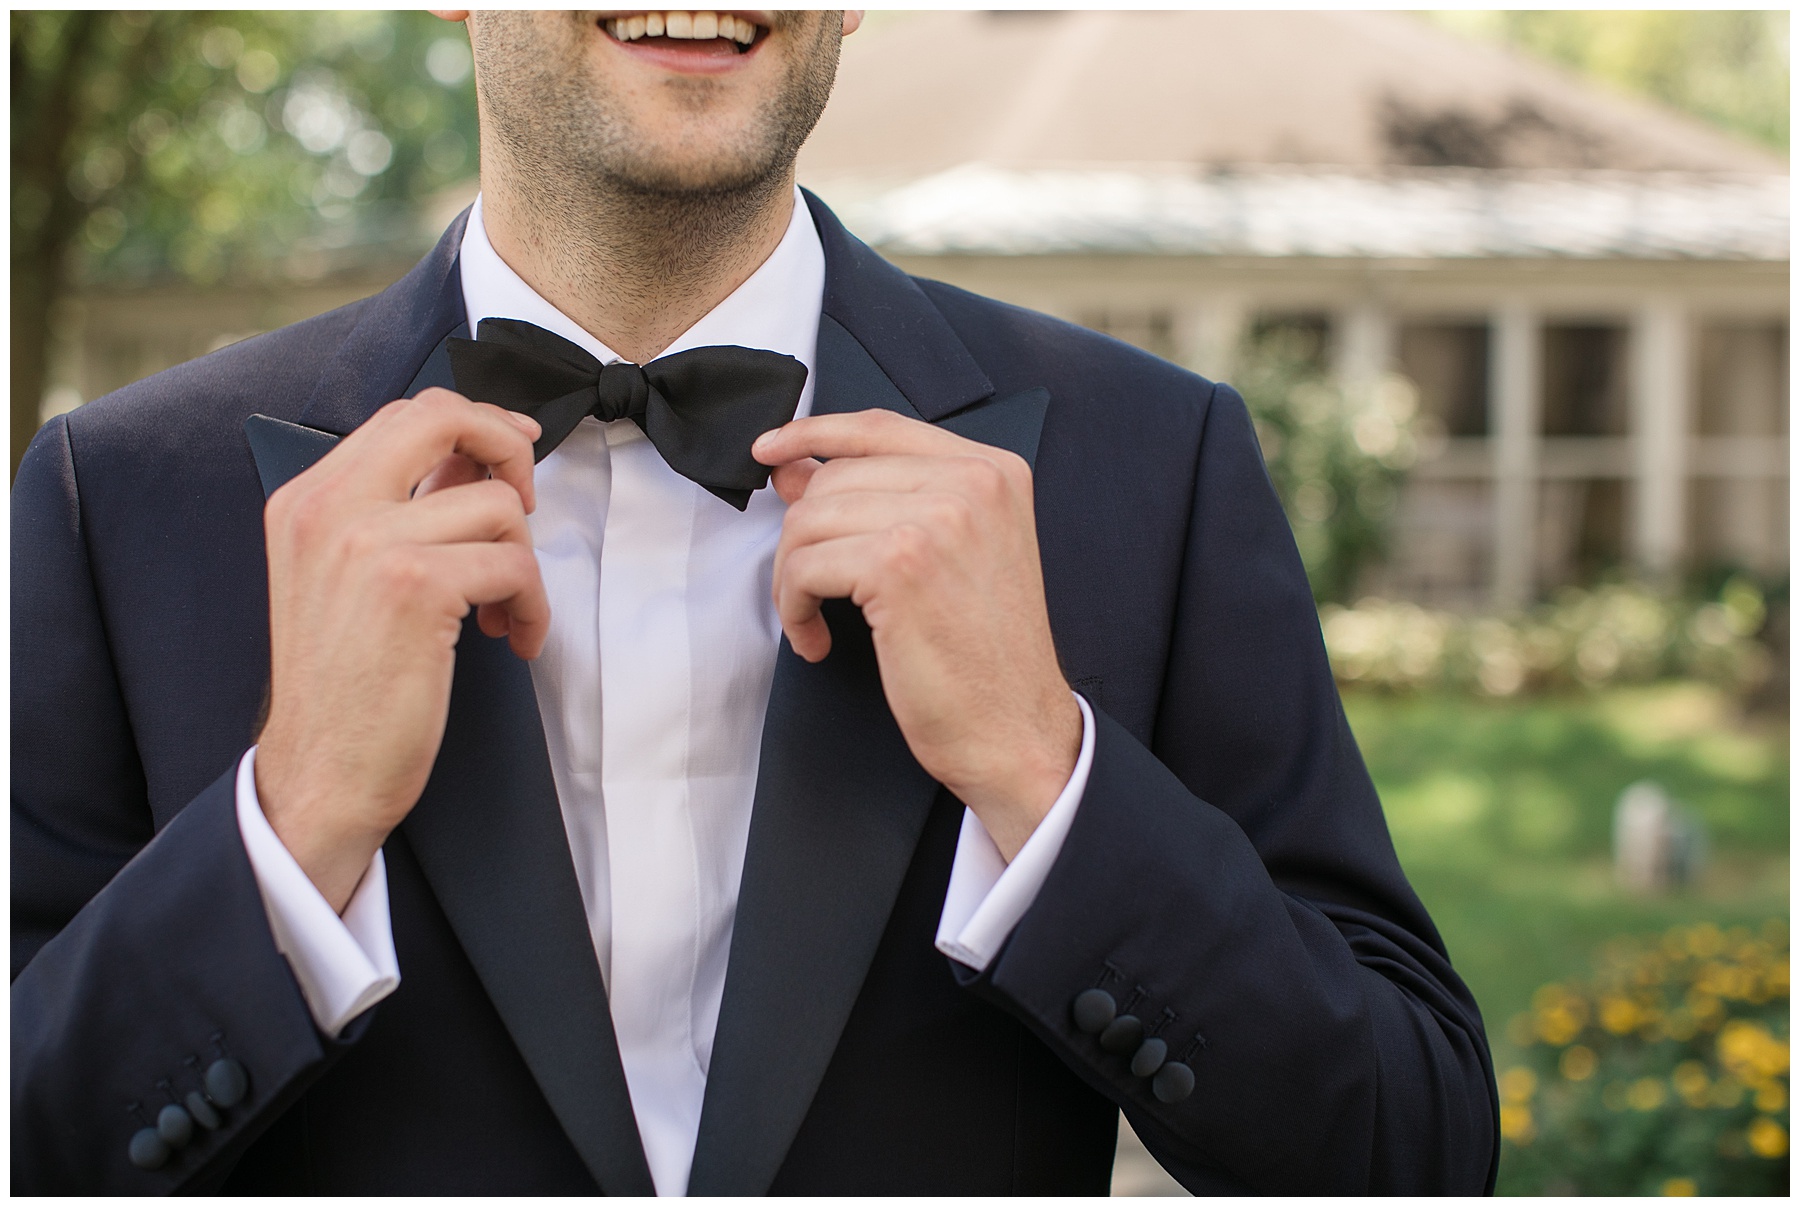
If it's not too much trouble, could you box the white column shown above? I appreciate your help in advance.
[1490,302,1542,609]
[1629,300,1691,581]
[1334,300,1392,396]
[1173,297,1246,382]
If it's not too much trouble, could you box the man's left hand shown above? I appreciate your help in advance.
[754,409,1081,861]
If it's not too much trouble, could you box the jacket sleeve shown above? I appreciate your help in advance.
[10,416,362,1193]
[955,383,1499,1194]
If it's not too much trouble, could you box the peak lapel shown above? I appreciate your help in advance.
[250,237,655,1192]
[687,214,1051,1193]
[394,343,654,1194]
[402,618,654,1196]
[297,207,471,435]
[686,318,942,1196]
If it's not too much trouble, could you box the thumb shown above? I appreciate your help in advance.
[771,458,823,505]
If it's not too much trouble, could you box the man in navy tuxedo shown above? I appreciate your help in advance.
[12,10,1497,1194]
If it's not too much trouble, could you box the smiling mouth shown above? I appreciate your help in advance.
[601,12,769,55]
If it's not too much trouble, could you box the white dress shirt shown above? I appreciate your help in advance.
[234,188,1094,1195]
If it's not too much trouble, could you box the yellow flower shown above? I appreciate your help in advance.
[1599,995,1641,1035]
[1718,1020,1789,1082]
[1755,1082,1786,1113]
[1499,1066,1538,1103]
[1627,1077,1668,1111]
[1747,1116,1788,1159]
[1660,1177,1698,1196]
[1560,1045,1598,1082]
[1499,1103,1534,1144]
[1688,924,1726,958]
[1672,1060,1710,1102]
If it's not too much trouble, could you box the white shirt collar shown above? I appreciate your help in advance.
[456,187,825,386]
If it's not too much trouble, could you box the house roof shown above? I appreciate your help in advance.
[820,164,1790,261]
[798,11,1788,261]
[800,10,1786,178]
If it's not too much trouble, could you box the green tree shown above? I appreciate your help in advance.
[1428,11,1789,152]
[1234,321,1423,604]
[10,11,479,477]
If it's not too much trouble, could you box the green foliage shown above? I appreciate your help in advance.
[1351,683,1789,866]
[1494,921,1789,1195]
[1345,682,1789,1192]
[12,11,479,288]
[1234,321,1421,603]
[1322,576,1778,698]
[1428,10,1789,152]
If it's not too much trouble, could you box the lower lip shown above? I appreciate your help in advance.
[603,31,763,74]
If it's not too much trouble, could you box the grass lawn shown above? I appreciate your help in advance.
[1344,681,1789,1192]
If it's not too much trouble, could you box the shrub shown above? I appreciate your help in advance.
[1496,919,1789,1195]
[1235,322,1421,604]
[1320,577,1775,698]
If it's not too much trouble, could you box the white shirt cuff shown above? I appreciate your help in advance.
[935,693,1096,972]
[235,747,401,1037]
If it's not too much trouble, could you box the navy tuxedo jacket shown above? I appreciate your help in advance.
[12,194,1497,1194]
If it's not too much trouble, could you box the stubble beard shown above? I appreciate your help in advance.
[471,11,840,312]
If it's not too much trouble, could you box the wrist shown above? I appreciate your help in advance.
[953,690,1083,862]
[253,747,390,914]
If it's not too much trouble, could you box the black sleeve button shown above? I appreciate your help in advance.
[1152,1060,1196,1103]
[1071,988,1116,1035]
[205,1058,249,1108]
[128,1127,170,1170]
[1099,1014,1144,1054]
[185,1091,221,1131]
[156,1103,193,1148]
[1130,1036,1168,1078]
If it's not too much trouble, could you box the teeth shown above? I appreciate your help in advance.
[606,12,759,44]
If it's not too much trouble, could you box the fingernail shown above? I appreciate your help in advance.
[505,411,540,436]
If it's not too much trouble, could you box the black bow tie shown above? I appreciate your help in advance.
[446,317,809,510]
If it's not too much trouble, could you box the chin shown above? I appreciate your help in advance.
[606,132,787,197]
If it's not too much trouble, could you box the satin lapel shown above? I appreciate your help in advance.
[257,227,656,1193]
[686,320,939,1196]
[686,314,1051,1194]
[402,618,654,1195]
[395,336,656,1195]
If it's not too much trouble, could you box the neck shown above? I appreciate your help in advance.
[478,159,797,365]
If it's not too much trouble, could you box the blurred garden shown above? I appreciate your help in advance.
[1236,313,1789,1195]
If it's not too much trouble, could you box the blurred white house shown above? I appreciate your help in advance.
[55,11,1787,609]
[800,10,1789,608]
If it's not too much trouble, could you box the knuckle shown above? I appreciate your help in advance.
[375,548,430,594]
[953,454,1007,501]
[412,387,462,410]
[501,542,541,584]
[340,521,385,564]
[882,523,932,578]
[930,492,975,536]
[998,449,1031,487]
[276,487,331,544]
[473,475,521,512]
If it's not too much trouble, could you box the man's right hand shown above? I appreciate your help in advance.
[254,388,549,913]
